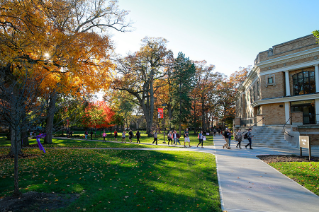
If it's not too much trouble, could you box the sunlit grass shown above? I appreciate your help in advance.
[0,148,221,211]
[54,130,215,147]
[269,161,319,196]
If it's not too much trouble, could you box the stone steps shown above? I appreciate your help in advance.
[246,126,296,149]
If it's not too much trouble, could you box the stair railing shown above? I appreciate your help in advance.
[282,117,294,138]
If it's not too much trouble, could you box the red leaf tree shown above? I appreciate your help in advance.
[82,101,115,129]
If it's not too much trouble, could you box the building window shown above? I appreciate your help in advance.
[268,77,273,84]
[266,74,275,87]
[292,71,315,95]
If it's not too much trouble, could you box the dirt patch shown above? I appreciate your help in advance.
[0,191,78,212]
[258,155,319,163]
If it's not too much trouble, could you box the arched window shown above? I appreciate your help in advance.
[292,71,315,95]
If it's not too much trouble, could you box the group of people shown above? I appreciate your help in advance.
[152,128,206,148]
[222,128,253,149]
[115,129,141,143]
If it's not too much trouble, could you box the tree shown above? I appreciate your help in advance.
[82,101,115,129]
[0,0,131,144]
[217,67,248,126]
[0,64,53,196]
[170,52,196,135]
[0,0,130,197]
[114,37,171,136]
[193,61,222,132]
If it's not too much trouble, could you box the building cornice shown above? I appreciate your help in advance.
[259,59,319,76]
[251,93,319,107]
[257,47,319,69]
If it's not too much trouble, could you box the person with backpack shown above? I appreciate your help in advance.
[129,129,133,143]
[197,130,204,148]
[176,132,181,145]
[235,129,242,149]
[136,130,141,143]
[245,128,253,149]
[223,128,230,149]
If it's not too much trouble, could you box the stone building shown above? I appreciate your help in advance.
[235,34,319,148]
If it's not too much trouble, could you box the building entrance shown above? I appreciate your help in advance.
[291,100,316,124]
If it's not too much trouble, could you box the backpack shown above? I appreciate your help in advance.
[244,133,248,139]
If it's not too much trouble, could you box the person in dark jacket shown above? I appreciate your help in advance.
[136,131,141,143]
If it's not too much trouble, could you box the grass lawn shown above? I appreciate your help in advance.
[54,130,214,147]
[269,162,319,195]
[0,148,221,212]
[0,137,178,149]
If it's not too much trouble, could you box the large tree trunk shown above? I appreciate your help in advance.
[9,127,22,156]
[13,130,21,196]
[21,108,29,146]
[44,91,57,144]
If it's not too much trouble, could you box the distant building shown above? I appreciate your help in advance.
[235,34,319,147]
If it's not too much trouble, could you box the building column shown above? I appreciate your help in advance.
[285,70,290,96]
[285,102,290,124]
[315,64,319,93]
[315,99,319,124]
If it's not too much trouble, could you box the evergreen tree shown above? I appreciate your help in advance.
[171,52,196,135]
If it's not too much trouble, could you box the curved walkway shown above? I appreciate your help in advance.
[214,134,319,212]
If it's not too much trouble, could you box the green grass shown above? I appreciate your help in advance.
[269,162,319,195]
[0,148,221,212]
[54,131,214,147]
[0,137,180,149]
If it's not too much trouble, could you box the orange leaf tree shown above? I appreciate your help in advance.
[82,101,115,129]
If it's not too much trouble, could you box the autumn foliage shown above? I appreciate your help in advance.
[82,101,115,128]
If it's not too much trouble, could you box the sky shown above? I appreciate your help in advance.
[109,0,319,77]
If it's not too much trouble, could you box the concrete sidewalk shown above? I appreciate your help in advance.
[214,135,319,212]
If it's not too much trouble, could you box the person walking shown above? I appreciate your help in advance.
[173,130,177,145]
[103,131,106,142]
[122,131,126,143]
[197,130,204,148]
[90,131,93,140]
[176,132,181,145]
[152,130,158,145]
[84,130,88,139]
[245,128,253,149]
[235,129,242,149]
[167,131,173,145]
[129,129,133,143]
[114,130,118,141]
[136,130,141,143]
[223,128,230,149]
[184,128,191,148]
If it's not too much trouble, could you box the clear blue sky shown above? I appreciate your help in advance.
[110,0,319,77]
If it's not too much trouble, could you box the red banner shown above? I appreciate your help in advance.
[158,108,163,119]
